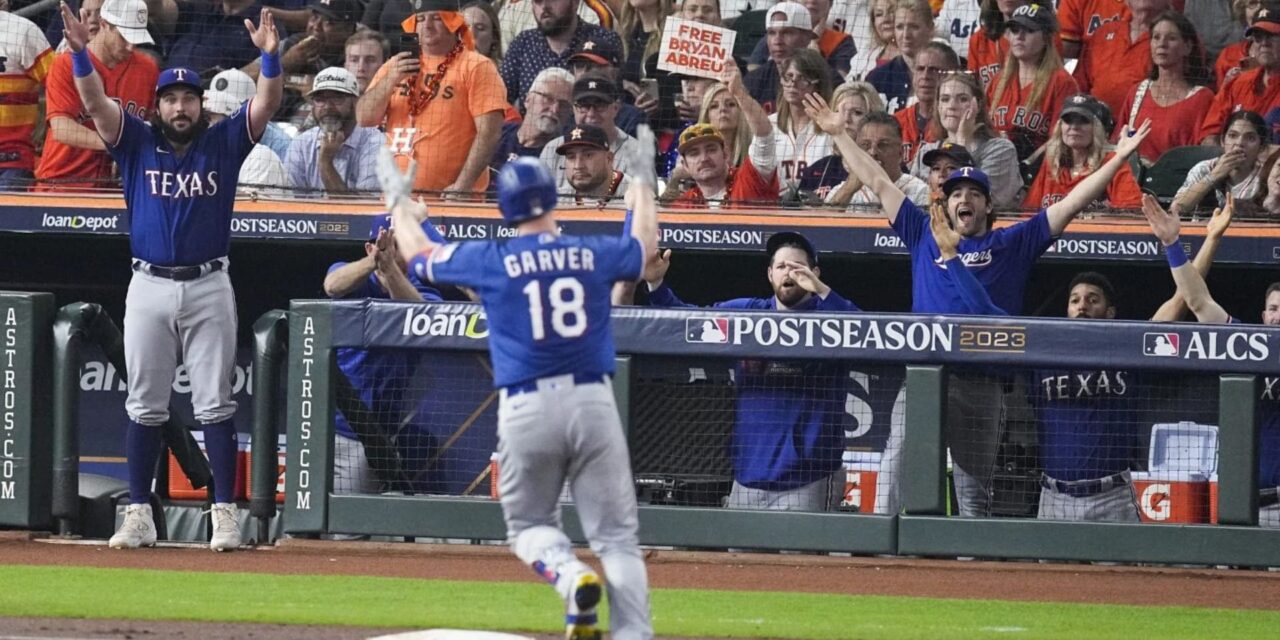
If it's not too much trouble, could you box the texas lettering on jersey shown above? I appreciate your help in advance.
[143,169,220,198]
[1040,370,1129,401]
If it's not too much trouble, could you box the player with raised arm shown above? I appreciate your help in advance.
[385,129,659,639]
[1144,192,1280,527]
[59,0,285,552]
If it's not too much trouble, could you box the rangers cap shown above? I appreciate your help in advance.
[308,67,360,97]
[767,2,815,36]
[156,67,202,97]
[100,0,154,45]
[942,166,991,199]
[766,231,818,266]
[1006,3,1057,33]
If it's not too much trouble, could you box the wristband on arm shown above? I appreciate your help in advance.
[260,50,281,79]
[1165,240,1188,268]
[72,49,93,78]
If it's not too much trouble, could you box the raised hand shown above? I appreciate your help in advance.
[1113,119,1152,159]
[245,7,280,54]
[784,260,827,296]
[377,145,416,209]
[954,104,977,146]
[643,248,672,286]
[623,124,658,187]
[720,61,744,97]
[929,200,961,259]
[59,2,90,53]
[802,93,844,135]
[1206,191,1235,239]
[1142,193,1181,246]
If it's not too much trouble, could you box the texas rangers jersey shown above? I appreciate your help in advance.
[891,198,1054,315]
[107,101,258,266]
[646,284,861,490]
[1032,368,1140,482]
[423,233,642,388]
[1261,377,1280,487]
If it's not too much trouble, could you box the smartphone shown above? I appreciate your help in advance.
[395,33,420,58]
[639,78,659,103]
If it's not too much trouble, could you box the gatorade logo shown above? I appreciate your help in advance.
[1140,483,1171,521]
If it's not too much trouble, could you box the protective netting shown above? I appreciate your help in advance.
[6,0,1276,217]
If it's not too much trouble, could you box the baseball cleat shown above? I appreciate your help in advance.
[209,502,242,552]
[564,571,603,640]
[108,503,157,549]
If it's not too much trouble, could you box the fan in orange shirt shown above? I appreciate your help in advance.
[1024,94,1144,210]
[1058,0,1130,58]
[1200,8,1280,144]
[1215,0,1269,88]
[968,0,1022,91]
[987,3,1079,160]
[1073,0,1170,118]
[356,0,508,194]
[895,41,960,165]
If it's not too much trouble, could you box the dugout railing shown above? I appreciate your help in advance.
[280,299,1280,566]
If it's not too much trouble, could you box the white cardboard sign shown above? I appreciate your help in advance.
[656,17,737,80]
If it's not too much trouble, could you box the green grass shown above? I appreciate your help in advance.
[0,565,1276,639]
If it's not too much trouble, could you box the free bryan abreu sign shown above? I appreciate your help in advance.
[657,18,736,79]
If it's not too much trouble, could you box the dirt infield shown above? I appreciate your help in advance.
[2,534,1280,638]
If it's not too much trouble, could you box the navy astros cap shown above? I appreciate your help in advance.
[156,67,203,97]
[766,231,818,265]
[922,142,975,169]
[942,166,991,199]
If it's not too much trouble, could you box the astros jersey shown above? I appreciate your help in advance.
[423,233,642,388]
[1058,0,1129,46]
[36,49,157,189]
[107,101,257,266]
[987,68,1078,160]
[372,49,509,192]
[646,283,861,491]
[1215,40,1250,90]
[1072,19,1151,117]
[0,12,52,171]
[967,29,1008,92]
[330,262,443,440]
[1032,368,1140,482]
[1023,153,1142,210]
[1198,68,1280,141]
[771,118,833,194]
[891,198,1054,315]
[894,104,937,165]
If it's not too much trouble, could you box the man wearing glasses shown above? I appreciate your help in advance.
[744,2,832,112]
[539,73,647,192]
[1199,7,1280,145]
[564,37,648,137]
[491,66,574,185]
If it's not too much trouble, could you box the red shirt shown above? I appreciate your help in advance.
[1022,152,1142,210]
[35,49,157,190]
[968,28,1008,92]
[1073,18,1151,118]
[1215,40,1251,91]
[894,104,937,165]
[1059,0,1130,45]
[987,69,1079,159]
[0,13,52,171]
[673,158,780,208]
[1116,84,1215,164]
[1198,67,1280,140]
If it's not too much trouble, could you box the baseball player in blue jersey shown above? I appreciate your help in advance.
[325,215,447,494]
[1144,193,1280,528]
[57,2,284,551]
[383,135,658,638]
[642,231,860,510]
[806,92,1154,516]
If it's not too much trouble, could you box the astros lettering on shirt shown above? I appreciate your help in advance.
[1033,368,1140,482]
[423,233,641,388]
[987,69,1079,160]
[646,282,861,491]
[329,261,443,440]
[1058,0,1130,46]
[891,198,1054,315]
[107,100,258,267]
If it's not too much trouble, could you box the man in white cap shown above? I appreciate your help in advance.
[285,66,382,193]
[36,0,158,190]
[208,67,293,160]
[743,1,833,111]
[203,87,287,192]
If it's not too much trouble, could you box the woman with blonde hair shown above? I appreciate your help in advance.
[986,2,1077,160]
[848,0,901,80]
[1023,94,1143,210]
[661,81,752,199]
[773,48,835,194]
[910,71,1022,207]
[865,0,935,111]
[616,0,675,118]
[797,81,886,198]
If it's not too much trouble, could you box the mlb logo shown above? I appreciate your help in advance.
[686,317,729,344]
[1143,332,1180,357]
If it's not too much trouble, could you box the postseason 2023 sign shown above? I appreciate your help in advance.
[657,18,737,80]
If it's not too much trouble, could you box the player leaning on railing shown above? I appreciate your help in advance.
[382,126,661,639]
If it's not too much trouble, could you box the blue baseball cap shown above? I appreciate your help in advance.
[156,67,203,98]
[766,231,818,266]
[369,214,445,243]
[942,166,991,200]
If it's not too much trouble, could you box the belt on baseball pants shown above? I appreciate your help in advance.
[502,373,608,398]
[1261,488,1279,508]
[132,258,225,281]
[1041,471,1130,498]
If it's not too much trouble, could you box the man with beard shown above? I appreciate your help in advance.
[273,0,359,76]
[58,1,283,552]
[500,0,623,103]
[286,67,382,193]
[806,92,1152,517]
[557,124,627,203]
[490,66,572,182]
[642,232,860,511]
[540,74,646,193]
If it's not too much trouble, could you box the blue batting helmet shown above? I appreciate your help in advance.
[496,158,557,226]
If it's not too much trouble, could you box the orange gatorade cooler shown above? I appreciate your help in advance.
[842,451,880,514]
[1133,422,1218,524]
[168,431,248,501]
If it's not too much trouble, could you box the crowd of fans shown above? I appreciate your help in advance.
[2,0,1280,214]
